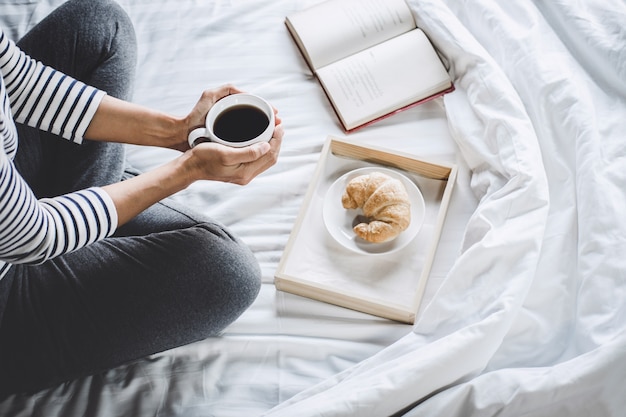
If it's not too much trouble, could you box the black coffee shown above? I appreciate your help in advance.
[213,104,270,143]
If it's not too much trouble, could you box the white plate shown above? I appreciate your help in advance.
[322,167,426,255]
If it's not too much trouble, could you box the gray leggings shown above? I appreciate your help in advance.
[0,0,261,397]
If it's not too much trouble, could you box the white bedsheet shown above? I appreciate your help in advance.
[1,0,624,416]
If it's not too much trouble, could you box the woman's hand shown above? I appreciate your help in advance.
[172,84,246,151]
[177,83,284,183]
[184,122,283,185]
[175,84,281,153]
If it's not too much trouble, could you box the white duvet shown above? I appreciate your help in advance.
[1,0,624,416]
[267,0,626,415]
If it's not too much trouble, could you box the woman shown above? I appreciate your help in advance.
[0,0,283,396]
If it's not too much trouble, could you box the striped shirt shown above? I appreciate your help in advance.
[0,27,118,280]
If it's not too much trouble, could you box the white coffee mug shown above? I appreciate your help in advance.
[187,93,275,148]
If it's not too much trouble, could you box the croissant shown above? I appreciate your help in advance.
[341,171,411,243]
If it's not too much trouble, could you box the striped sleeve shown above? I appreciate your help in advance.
[0,151,118,264]
[0,29,105,144]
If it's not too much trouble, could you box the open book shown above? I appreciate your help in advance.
[285,0,454,131]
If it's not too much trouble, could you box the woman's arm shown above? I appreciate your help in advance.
[94,84,284,226]
[0,151,117,264]
[85,84,247,151]
[84,97,187,149]
[101,138,280,226]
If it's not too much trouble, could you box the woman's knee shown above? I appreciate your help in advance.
[60,0,135,35]
[21,0,137,99]
[184,223,262,318]
[65,0,137,96]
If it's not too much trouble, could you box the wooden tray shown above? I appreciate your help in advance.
[274,136,456,323]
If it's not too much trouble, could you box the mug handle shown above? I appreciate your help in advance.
[187,127,209,148]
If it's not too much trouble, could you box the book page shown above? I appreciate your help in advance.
[285,0,415,70]
[316,29,452,130]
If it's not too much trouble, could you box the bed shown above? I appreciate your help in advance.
[1,0,625,416]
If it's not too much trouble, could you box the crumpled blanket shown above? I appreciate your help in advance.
[265,0,626,415]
